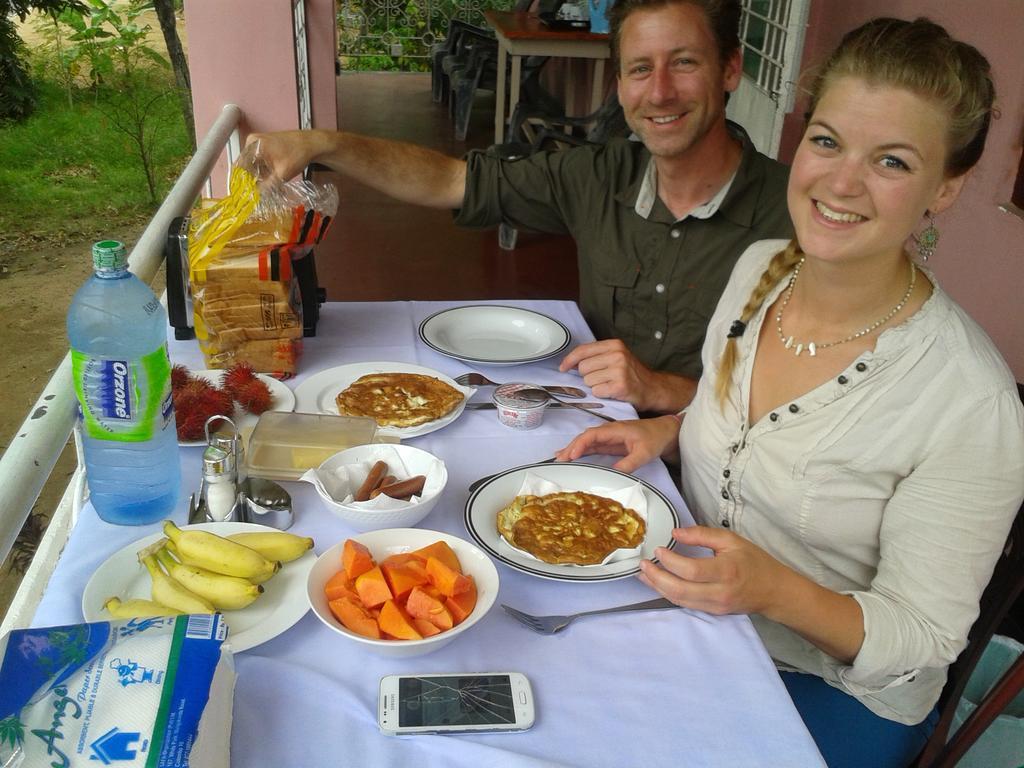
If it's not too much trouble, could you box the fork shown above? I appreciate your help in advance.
[501,598,708,634]
[455,372,586,399]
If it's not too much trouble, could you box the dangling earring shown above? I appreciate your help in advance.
[914,211,939,261]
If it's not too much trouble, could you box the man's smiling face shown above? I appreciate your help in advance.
[616,2,740,161]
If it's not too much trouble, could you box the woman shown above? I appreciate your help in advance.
[557,17,1024,768]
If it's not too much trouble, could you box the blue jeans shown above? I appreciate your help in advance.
[781,671,939,768]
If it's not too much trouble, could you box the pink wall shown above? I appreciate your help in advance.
[778,0,1024,380]
[184,0,338,191]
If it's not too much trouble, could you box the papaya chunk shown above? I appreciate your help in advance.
[412,617,441,637]
[329,597,381,639]
[355,565,393,608]
[445,576,477,625]
[342,539,376,580]
[382,561,429,601]
[378,600,422,640]
[425,556,471,597]
[380,553,418,569]
[406,586,455,630]
[324,571,360,602]
[410,540,461,573]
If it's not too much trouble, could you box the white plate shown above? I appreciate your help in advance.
[292,362,472,439]
[178,370,295,447]
[464,463,680,582]
[82,522,316,652]
[418,305,571,366]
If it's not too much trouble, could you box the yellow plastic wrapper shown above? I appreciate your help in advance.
[188,145,338,377]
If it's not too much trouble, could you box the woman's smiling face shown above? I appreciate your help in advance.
[787,75,966,267]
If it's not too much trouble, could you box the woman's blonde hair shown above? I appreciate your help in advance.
[713,17,995,407]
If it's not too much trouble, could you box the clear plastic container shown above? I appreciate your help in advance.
[67,240,180,525]
[247,412,381,480]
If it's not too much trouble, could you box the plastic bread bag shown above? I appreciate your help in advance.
[187,141,338,377]
[0,615,233,768]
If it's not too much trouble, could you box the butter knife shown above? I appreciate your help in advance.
[466,402,605,410]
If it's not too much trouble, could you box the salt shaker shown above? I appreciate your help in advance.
[199,444,243,522]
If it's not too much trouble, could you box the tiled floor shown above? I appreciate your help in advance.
[312,71,579,302]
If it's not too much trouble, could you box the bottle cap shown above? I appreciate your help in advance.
[92,240,128,273]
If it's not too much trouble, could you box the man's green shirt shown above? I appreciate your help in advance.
[455,127,793,380]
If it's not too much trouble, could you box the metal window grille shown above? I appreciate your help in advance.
[739,0,792,103]
[337,0,514,69]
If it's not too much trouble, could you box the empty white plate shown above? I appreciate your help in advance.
[418,305,571,366]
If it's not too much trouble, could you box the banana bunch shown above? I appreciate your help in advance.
[102,525,316,620]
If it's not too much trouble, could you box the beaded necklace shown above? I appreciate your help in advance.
[775,258,916,357]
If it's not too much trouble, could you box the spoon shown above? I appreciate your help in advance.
[517,388,617,423]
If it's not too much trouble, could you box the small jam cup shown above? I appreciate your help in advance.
[492,382,549,430]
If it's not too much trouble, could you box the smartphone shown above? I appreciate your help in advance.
[378,672,535,735]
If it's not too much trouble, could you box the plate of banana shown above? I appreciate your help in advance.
[82,521,317,652]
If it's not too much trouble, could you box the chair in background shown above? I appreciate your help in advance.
[431,0,566,141]
[489,90,629,249]
[431,20,497,105]
[915,492,1024,767]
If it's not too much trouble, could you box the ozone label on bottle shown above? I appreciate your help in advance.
[72,346,174,442]
[100,359,135,421]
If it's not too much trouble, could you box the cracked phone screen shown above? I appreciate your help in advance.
[398,675,516,727]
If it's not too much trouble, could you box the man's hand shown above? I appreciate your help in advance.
[555,416,680,473]
[559,339,696,414]
[245,130,330,183]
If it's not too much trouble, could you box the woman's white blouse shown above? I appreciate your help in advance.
[679,240,1024,724]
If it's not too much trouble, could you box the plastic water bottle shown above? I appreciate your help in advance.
[67,240,181,524]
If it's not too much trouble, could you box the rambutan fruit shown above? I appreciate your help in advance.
[170,364,193,391]
[172,381,235,440]
[222,362,258,396]
[234,377,274,414]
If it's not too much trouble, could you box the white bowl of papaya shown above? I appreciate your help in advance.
[306,528,499,657]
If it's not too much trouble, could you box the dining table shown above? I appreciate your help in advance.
[484,11,611,143]
[28,298,825,767]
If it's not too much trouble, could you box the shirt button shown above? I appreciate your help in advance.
[722,469,730,478]
[654,330,664,340]
[721,519,730,528]
[655,283,666,294]
[769,412,779,422]
[670,229,681,239]
[856,362,868,372]
[838,375,849,385]
[788,404,799,413]
[721,489,729,499]
[731,443,738,453]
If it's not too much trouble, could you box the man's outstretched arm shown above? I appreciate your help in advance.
[245,129,467,210]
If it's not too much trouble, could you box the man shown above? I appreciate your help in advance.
[246,0,792,413]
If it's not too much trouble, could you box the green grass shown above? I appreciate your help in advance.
[0,78,192,243]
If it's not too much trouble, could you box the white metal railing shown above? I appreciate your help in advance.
[0,103,243,634]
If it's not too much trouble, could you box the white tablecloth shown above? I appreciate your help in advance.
[32,300,824,767]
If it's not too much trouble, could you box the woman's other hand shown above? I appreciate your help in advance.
[555,415,680,473]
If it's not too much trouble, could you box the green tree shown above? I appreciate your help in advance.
[0,0,85,120]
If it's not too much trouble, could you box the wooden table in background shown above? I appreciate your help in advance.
[484,10,611,143]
